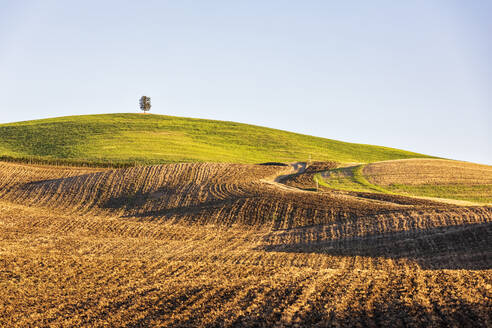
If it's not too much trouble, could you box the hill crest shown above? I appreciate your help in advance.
[0,113,433,166]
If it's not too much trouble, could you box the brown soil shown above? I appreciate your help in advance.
[0,161,490,327]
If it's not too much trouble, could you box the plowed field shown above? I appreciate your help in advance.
[0,161,490,327]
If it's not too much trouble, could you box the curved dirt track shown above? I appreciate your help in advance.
[260,162,308,193]
[0,161,491,327]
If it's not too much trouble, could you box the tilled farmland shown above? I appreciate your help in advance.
[0,161,490,327]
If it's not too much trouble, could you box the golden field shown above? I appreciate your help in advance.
[364,159,492,203]
[364,159,492,185]
[0,161,491,327]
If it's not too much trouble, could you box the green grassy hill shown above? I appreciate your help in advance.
[0,113,434,166]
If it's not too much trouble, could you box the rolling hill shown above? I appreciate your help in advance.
[0,113,490,326]
[0,113,433,166]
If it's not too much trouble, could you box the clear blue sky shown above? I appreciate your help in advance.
[1,1,491,164]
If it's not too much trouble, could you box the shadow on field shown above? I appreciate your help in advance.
[127,293,490,327]
[223,300,490,328]
[258,222,492,270]
[103,192,151,209]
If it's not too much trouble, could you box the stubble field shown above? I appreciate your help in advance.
[0,161,491,327]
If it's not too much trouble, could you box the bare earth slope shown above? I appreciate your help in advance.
[0,161,491,327]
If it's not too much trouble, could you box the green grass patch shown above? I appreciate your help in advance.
[0,113,434,166]
[386,184,492,204]
[352,165,390,193]
[314,170,370,192]
[314,165,391,193]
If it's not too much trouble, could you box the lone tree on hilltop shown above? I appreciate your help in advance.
[139,96,151,113]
